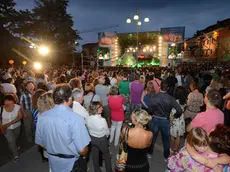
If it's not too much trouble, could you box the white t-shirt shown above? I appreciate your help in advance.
[86,114,110,138]
[176,75,183,86]
[72,101,89,121]
[1,83,17,94]
[1,104,21,129]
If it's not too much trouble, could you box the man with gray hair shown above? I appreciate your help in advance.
[72,88,89,121]
[47,81,55,93]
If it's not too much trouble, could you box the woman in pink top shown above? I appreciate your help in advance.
[187,89,224,133]
[108,86,125,147]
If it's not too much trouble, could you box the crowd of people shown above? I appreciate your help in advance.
[0,64,230,172]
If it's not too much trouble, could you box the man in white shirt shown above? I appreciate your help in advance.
[72,88,89,121]
[175,70,183,86]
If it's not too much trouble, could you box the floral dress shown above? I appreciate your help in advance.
[170,100,186,137]
[167,147,230,172]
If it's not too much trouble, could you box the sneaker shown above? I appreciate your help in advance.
[12,156,19,163]
[147,154,152,159]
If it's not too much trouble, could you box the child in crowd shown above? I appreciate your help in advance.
[168,126,230,172]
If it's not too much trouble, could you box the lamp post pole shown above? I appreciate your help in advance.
[126,10,149,67]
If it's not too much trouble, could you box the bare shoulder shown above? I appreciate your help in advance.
[146,130,153,138]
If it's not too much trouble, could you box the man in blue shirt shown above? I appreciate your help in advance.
[35,84,91,172]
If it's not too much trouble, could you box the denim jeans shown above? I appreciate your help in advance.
[148,116,170,159]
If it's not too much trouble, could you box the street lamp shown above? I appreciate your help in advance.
[134,14,139,20]
[126,10,150,66]
[38,46,49,55]
[126,18,131,24]
[144,17,150,22]
[34,62,42,70]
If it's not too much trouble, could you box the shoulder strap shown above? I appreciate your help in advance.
[124,127,129,142]
[0,106,3,122]
[154,79,160,87]
[90,94,95,104]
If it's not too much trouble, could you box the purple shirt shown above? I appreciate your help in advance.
[130,81,144,104]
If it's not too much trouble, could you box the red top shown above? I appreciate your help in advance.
[108,95,125,121]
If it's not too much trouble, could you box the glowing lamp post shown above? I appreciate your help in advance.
[9,60,14,65]
[38,46,49,55]
[9,60,14,68]
[22,61,27,65]
[34,62,42,70]
[126,10,149,66]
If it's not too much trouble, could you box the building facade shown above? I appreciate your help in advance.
[184,18,230,62]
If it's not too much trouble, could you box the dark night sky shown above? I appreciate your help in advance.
[15,0,230,48]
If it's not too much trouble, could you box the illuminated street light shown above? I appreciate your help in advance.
[137,21,141,26]
[34,62,42,70]
[38,46,49,55]
[144,17,149,22]
[126,18,131,23]
[134,14,139,20]
[29,44,36,49]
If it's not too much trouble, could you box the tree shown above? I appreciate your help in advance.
[18,0,81,54]
[0,0,20,66]
[0,0,18,30]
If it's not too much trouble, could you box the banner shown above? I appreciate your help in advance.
[160,27,185,43]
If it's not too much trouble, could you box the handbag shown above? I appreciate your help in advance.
[115,127,129,172]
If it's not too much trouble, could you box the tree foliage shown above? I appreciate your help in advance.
[15,0,81,53]
[0,0,20,65]
[0,0,18,29]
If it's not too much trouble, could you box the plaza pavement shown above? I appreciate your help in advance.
[0,127,167,172]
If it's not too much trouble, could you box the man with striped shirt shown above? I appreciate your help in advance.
[20,81,35,143]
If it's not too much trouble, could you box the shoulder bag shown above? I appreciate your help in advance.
[115,127,129,172]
